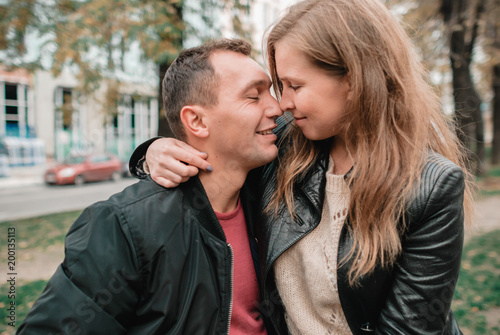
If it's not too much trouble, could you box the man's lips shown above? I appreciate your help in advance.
[256,126,277,135]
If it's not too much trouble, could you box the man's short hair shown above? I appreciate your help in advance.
[163,38,252,140]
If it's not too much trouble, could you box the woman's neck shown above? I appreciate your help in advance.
[329,136,353,175]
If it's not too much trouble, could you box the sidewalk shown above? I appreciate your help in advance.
[0,164,46,189]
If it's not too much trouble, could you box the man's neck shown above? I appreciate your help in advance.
[198,161,248,214]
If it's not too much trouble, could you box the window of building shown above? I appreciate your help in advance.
[130,98,136,136]
[116,94,137,136]
[62,88,73,130]
[3,82,25,137]
[55,86,75,131]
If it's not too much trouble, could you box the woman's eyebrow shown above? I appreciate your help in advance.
[278,75,298,83]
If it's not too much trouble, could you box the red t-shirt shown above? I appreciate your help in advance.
[215,200,267,335]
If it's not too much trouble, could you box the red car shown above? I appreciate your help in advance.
[44,153,123,186]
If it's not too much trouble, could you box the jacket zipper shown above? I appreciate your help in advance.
[226,243,234,335]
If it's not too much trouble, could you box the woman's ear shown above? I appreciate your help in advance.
[344,72,353,101]
[180,105,209,138]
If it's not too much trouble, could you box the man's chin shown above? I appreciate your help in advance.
[254,149,278,168]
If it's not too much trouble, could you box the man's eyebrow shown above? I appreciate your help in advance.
[241,79,271,93]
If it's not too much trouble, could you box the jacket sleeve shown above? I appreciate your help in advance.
[17,204,142,334]
[129,136,163,178]
[376,163,465,334]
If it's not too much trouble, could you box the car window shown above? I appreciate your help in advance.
[90,155,111,163]
[64,156,85,164]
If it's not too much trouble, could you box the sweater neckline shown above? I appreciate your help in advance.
[325,156,350,195]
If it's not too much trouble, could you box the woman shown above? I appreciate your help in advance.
[130,0,474,333]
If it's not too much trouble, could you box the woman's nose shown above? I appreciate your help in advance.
[279,90,294,112]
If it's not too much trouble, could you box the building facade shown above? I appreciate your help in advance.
[34,68,158,162]
[0,64,158,167]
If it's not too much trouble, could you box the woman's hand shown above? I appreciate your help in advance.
[145,138,211,188]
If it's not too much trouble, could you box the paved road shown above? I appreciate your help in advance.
[470,195,500,238]
[0,178,138,222]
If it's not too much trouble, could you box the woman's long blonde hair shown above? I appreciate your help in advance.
[265,0,475,284]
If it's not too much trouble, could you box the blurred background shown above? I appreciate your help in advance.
[0,0,499,334]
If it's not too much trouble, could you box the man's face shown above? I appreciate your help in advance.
[205,51,282,171]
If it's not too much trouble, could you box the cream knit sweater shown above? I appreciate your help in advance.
[274,157,352,335]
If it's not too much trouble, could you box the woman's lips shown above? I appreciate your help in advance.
[294,116,306,125]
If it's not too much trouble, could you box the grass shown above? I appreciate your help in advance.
[452,229,500,335]
[477,165,500,197]
[0,210,82,251]
[0,211,81,334]
[0,281,48,333]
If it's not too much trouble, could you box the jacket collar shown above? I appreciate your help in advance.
[181,174,259,242]
[258,144,330,274]
[181,176,226,241]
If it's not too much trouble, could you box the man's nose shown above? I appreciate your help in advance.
[266,96,283,119]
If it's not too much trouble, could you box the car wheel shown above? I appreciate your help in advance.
[74,175,85,186]
[111,170,121,182]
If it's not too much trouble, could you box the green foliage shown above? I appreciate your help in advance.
[0,0,41,64]
[452,229,500,334]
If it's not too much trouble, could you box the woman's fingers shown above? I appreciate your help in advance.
[152,158,198,181]
[145,137,212,188]
[153,175,185,189]
[151,170,189,188]
[172,141,211,171]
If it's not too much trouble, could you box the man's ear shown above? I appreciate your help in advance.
[180,105,209,138]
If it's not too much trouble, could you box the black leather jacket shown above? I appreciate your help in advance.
[257,140,465,335]
[18,176,263,334]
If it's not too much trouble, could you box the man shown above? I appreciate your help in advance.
[18,38,282,334]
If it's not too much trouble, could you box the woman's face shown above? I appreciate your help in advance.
[274,38,351,141]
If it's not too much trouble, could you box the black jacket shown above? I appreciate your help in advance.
[18,176,263,334]
[127,124,465,335]
[257,141,465,335]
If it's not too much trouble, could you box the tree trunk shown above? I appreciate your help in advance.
[449,29,485,174]
[157,62,174,137]
[492,64,500,165]
[443,0,486,175]
[156,0,183,138]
